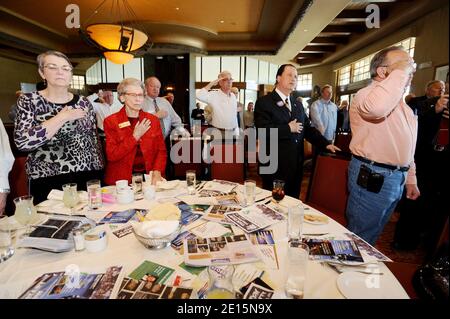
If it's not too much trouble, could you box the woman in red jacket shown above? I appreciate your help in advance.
[103,78,166,185]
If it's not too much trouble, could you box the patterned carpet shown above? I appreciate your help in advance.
[247,161,426,265]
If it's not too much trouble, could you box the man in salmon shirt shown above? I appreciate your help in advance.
[346,46,420,245]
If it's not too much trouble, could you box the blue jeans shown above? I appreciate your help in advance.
[346,157,406,245]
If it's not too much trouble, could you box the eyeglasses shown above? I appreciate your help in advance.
[44,64,73,72]
[123,93,145,99]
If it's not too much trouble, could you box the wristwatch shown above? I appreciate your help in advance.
[0,188,10,194]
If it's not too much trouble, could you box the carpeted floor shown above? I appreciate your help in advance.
[247,161,427,265]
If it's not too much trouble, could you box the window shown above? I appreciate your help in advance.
[71,75,85,90]
[296,73,312,91]
[336,37,416,87]
[352,55,372,83]
[338,66,351,86]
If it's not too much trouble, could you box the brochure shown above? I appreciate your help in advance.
[98,209,147,224]
[177,202,208,226]
[300,238,364,262]
[202,179,237,194]
[19,266,122,299]
[203,205,241,223]
[344,232,391,262]
[117,277,195,299]
[183,234,260,266]
[248,230,279,269]
[128,260,175,284]
[225,204,285,233]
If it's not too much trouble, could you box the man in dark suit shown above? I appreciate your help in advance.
[254,64,340,198]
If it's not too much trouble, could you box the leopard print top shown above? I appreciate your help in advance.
[14,91,104,180]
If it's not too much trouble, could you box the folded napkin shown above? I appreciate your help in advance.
[47,189,88,202]
[130,220,179,238]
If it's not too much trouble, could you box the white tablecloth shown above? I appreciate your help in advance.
[0,184,409,299]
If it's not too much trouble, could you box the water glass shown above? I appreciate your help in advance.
[244,180,256,206]
[285,242,309,299]
[132,173,143,196]
[186,170,196,195]
[62,183,79,213]
[87,179,102,210]
[0,216,15,263]
[287,204,304,240]
[192,120,201,136]
[206,265,235,299]
[13,195,37,225]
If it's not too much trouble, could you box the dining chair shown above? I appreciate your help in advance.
[305,152,350,226]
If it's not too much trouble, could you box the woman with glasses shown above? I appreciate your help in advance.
[103,78,166,186]
[14,50,104,204]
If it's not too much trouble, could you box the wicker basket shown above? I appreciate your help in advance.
[132,224,181,250]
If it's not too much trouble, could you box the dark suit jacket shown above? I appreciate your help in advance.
[254,90,329,193]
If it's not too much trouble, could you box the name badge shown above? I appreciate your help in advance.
[118,121,131,128]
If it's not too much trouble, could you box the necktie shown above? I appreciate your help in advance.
[284,98,291,113]
[153,98,166,137]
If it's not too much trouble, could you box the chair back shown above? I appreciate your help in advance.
[306,153,350,226]
[210,142,245,183]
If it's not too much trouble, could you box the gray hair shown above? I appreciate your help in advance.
[426,80,445,90]
[370,45,405,79]
[37,50,72,71]
[117,78,145,96]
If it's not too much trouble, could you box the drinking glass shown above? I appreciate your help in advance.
[62,183,79,214]
[0,216,15,263]
[132,173,143,197]
[206,265,235,299]
[13,195,37,225]
[287,204,304,240]
[186,170,196,195]
[192,120,201,136]
[285,242,309,299]
[87,179,102,210]
[244,179,256,206]
[272,180,285,211]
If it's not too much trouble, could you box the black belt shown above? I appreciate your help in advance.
[353,155,410,172]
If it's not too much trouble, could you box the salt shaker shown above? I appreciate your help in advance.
[72,228,85,251]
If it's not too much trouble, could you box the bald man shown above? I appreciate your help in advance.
[142,76,189,139]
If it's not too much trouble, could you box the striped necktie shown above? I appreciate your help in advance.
[153,98,166,137]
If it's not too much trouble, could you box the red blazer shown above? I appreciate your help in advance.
[103,106,167,185]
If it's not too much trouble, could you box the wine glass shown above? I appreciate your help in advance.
[13,195,37,226]
[272,180,285,212]
[62,183,80,215]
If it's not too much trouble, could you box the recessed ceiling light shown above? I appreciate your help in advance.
[304,29,308,32]
[156,56,164,60]
[175,7,179,10]
[220,20,225,24]
[176,56,184,59]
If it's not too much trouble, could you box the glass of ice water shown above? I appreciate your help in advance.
[87,179,102,210]
[62,183,80,214]
[287,204,304,240]
[244,180,256,206]
[186,170,196,195]
[0,216,15,263]
[285,242,309,299]
[132,173,144,197]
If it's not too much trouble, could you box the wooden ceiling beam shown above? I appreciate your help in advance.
[301,45,336,53]
[321,25,366,34]
[308,37,349,45]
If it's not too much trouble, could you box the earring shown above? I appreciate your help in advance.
[43,79,47,86]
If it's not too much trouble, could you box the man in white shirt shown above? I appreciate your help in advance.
[196,71,238,134]
[142,77,189,139]
[87,90,117,131]
[0,118,14,216]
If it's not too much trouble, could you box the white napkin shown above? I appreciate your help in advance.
[144,171,167,183]
[130,220,179,238]
[47,189,88,201]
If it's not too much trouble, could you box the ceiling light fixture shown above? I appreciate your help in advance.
[79,0,152,64]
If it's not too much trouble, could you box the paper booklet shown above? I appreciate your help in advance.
[344,232,392,262]
[17,215,96,253]
[225,204,285,233]
[299,238,364,262]
[201,180,237,194]
[183,234,260,266]
[98,209,147,224]
[248,230,280,269]
[19,266,123,299]
[119,260,196,299]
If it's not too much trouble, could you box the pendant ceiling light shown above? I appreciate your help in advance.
[79,0,151,64]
